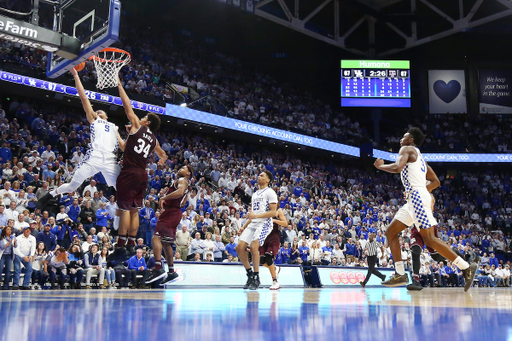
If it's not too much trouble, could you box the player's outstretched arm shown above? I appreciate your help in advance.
[273,208,288,227]
[71,67,97,124]
[154,140,168,165]
[374,146,415,173]
[425,164,440,193]
[117,76,140,130]
[117,132,126,152]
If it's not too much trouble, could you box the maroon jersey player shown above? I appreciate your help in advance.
[258,207,287,290]
[110,77,167,259]
[146,165,193,285]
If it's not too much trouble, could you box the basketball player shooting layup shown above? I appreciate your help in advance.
[109,77,167,260]
[236,170,278,290]
[374,127,477,291]
[145,165,192,286]
[37,67,120,210]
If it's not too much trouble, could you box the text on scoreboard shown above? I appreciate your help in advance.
[340,60,411,108]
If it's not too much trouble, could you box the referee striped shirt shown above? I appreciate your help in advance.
[365,239,380,256]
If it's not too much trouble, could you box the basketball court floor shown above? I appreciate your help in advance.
[1,287,510,341]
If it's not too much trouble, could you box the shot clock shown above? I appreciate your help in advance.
[341,60,411,108]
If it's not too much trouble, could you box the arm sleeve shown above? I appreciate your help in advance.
[30,237,36,257]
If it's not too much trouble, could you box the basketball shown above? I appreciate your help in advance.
[74,62,85,72]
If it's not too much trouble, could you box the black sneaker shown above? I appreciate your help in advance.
[243,272,254,290]
[160,272,179,286]
[462,262,478,292]
[36,192,53,210]
[107,247,129,262]
[406,279,423,291]
[146,268,167,284]
[248,274,260,290]
[382,273,409,287]
[11,286,19,290]
[20,286,31,290]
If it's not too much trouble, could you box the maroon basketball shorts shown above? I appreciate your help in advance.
[116,167,147,211]
[259,230,280,257]
[154,208,182,243]
[410,225,438,253]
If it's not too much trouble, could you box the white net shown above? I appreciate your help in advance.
[91,48,131,89]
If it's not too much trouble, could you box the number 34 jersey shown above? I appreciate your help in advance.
[122,126,157,169]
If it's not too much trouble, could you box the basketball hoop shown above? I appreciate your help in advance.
[90,47,131,90]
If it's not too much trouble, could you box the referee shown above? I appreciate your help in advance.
[360,232,387,288]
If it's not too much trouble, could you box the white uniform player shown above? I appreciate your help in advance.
[37,67,121,210]
[394,147,437,230]
[239,187,278,246]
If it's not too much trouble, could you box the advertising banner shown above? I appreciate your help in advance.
[478,70,512,113]
[165,262,305,288]
[317,266,411,287]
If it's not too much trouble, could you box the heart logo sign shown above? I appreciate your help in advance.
[433,80,461,103]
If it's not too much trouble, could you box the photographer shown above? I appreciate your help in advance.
[46,247,69,289]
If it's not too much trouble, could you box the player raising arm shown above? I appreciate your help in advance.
[108,77,167,260]
[37,67,120,210]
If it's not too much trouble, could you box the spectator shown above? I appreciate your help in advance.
[213,234,225,262]
[67,243,85,289]
[0,225,17,289]
[32,241,48,289]
[189,232,206,261]
[84,244,105,289]
[225,236,238,260]
[99,247,116,289]
[12,225,36,289]
[127,249,150,289]
[175,225,190,261]
[203,232,215,260]
[46,247,69,289]
[36,223,57,252]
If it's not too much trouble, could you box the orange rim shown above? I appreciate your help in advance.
[89,47,131,64]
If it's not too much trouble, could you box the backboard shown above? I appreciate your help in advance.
[46,0,121,79]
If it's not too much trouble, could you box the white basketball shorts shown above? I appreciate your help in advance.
[239,219,273,246]
[73,150,121,188]
[395,187,437,229]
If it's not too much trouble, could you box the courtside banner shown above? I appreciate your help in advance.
[316,266,410,287]
[165,104,360,157]
[373,149,512,163]
[164,262,305,288]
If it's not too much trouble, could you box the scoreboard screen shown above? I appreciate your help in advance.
[341,60,411,108]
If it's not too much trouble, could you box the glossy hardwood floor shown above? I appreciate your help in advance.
[1,287,510,341]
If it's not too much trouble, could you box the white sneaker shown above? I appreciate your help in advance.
[270,281,280,290]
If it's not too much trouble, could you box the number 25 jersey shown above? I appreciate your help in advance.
[122,126,157,169]
[250,187,278,223]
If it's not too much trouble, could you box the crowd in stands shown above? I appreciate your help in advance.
[0,96,511,290]
[3,18,511,153]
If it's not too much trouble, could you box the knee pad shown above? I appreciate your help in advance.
[260,255,266,265]
[411,245,422,258]
[265,253,274,266]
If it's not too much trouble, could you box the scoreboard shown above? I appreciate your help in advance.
[341,60,411,108]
